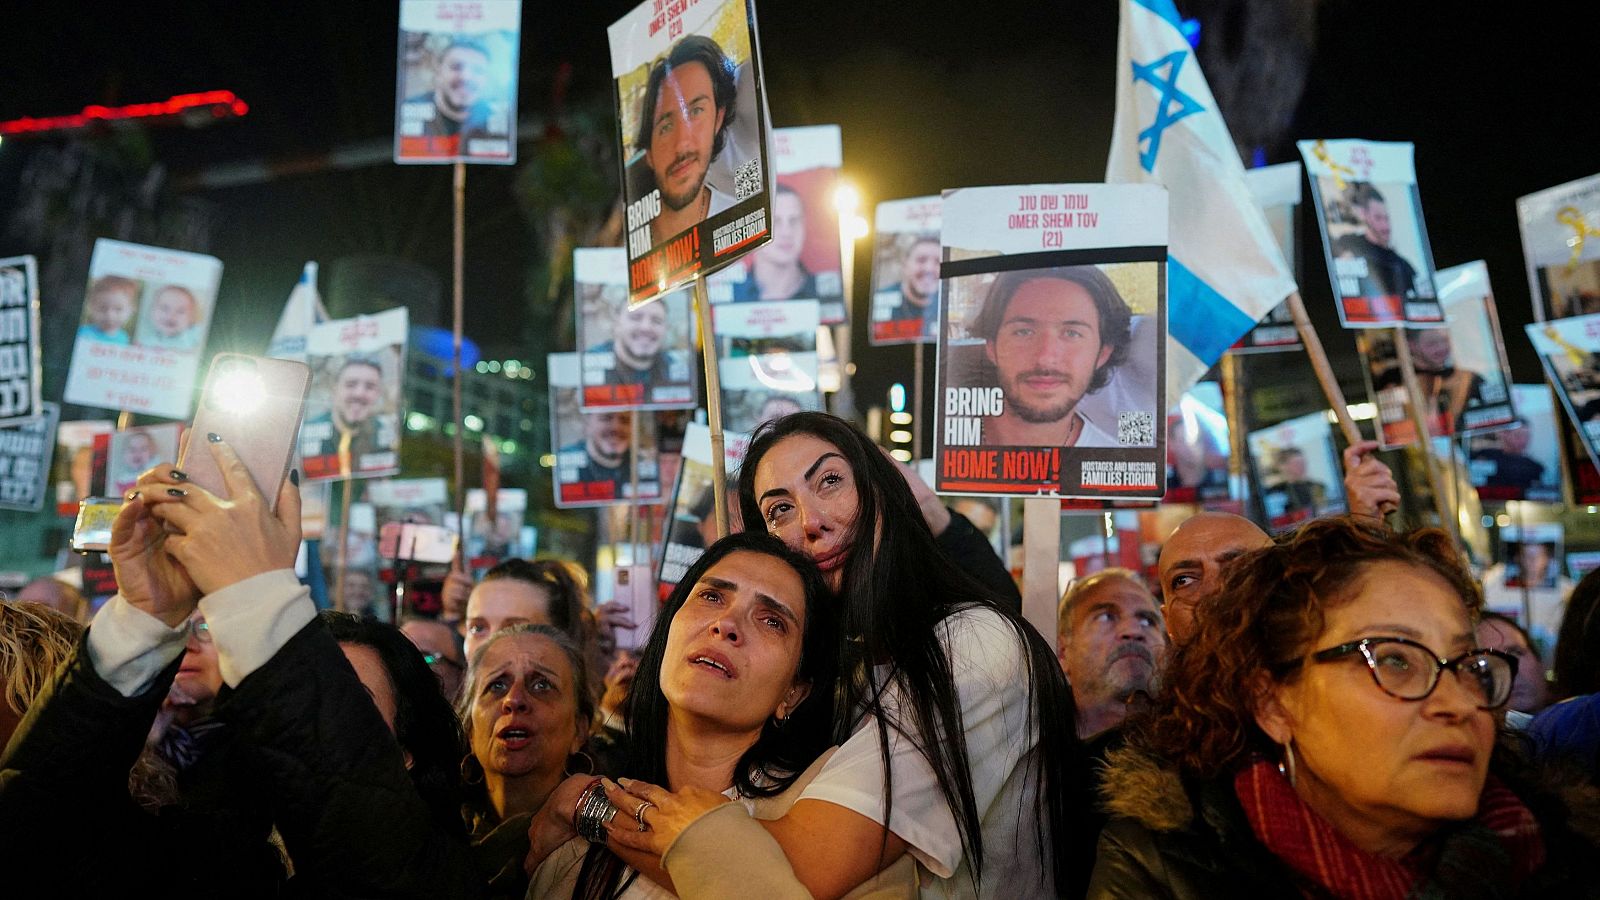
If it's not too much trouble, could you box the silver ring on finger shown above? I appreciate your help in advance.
[634,800,655,831]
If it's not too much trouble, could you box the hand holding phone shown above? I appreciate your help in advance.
[181,354,310,512]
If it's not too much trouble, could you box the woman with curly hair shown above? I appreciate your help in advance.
[1090,516,1600,898]
[0,600,82,746]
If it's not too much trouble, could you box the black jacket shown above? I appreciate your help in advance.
[937,509,1021,612]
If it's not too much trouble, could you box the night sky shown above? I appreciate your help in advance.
[2,0,1597,426]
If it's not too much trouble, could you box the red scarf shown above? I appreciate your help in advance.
[1234,757,1544,899]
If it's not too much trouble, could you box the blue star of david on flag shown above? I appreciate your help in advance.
[1132,50,1205,172]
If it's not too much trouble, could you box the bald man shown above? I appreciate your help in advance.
[1156,512,1271,643]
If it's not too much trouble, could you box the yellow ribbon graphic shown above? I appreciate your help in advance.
[1556,206,1600,271]
[1313,140,1357,190]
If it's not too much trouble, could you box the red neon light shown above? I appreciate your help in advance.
[0,91,249,136]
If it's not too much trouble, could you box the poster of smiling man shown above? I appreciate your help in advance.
[548,352,662,508]
[299,308,408,482]
[609,0,771,304]
[394,0,520,164]
[934,183,1167,500]
[575,247,696,410]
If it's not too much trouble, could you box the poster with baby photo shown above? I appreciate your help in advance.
[1296,140,1443,328]
[106,422,183,498]
[574,247,696,411]
[64,239,223,419]
[0,255,43,425]
[1516,172,1600,322]
[707,125,847,324]
[609,0,772,304]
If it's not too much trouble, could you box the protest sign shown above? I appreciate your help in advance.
[933,183,1167,500]
[1164,382,1230,504]
[106,422,182,497]
[1247,411,1348,532]
[394,0,520,164]
[575,247,696,410]
[1232,164,1302,354]
[548,352,662,507]
[1467,384,1562,503]
[657,421,750,600]
[707,125,846,324]
[1525,313,1600,474]
[1516,172,1600,321]
[0,255,42,425]
[711,299,823,432]
[52,419,112,516]
[1501,523,1563,590]
[1297,140,1443,328]
[868,196,942,345]
[300,308,408,482]
[609,0,772,303]
[0,402,57,512]
[63,239,222,419]
[463,487,531,562]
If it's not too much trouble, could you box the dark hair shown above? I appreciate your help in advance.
[1133,516,1481,776]
[632,35,738,160]
[337,355,383,378]
[481,558,590,643]
[735,412,1076,891]
[319,611,466,836]
[1553,568,1600,700]
[1480,612,1540,661]
[1349,181,1387,208]
[967,265,1133,394]
[574,531,839,900]
[458,623,596,738]
[90,274,139,299]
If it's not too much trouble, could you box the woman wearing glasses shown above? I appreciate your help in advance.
[1090,516,1600,898]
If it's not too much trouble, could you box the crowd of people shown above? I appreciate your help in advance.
[4,411,1600,898]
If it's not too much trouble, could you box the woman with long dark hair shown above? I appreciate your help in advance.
[589,413,1075,897]
[528,531,895,898]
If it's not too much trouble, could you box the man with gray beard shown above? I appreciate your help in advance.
[1056,568,1166,738]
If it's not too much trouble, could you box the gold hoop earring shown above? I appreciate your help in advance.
[565,749,597,777]
[1277,741,1298,789]
[460,754,485,786]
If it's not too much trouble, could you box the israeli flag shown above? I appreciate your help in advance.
[267,261,330,362]
[1107,0,1297,404]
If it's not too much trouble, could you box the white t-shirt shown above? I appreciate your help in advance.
[796,606,1050,899]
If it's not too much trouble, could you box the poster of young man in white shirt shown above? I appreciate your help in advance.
[299,308,408,482]
[707,125,847,324]
[1297,139,1444,328]
[575,247,696,410]
[609,0,772,304]
[548,352,661,508]
[64,239,222,420]
[1516,172,1600,321]
[0,255,42,425]
[393,0,520,165]
[934,184,1167,501]
[710,299,823,434]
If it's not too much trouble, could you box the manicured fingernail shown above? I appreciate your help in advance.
[207,432,223,443]
[289,468,300,486]
[170,469,187,481]
[617,777,632,788]
[126,490,141,501]
[166,488,186,497]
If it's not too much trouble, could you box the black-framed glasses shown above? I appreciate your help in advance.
[421,652,463,672]
[1301,637,1518,710]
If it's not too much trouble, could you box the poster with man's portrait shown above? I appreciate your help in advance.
[1517,172,1600,322]
[656,421,750,601]
[868,196,942,346]
[1297,140,1443,328]
[548,352,662,508]
[300,308,408,482]
[1357,267,1515,449]
[711,299,823,433]
[1468,384,1562,503]
[107,422,182,498]
[64,239,223,420]
[0,255,42,425]
[394,0,520,165]
[1232,163,1303,354]
[1164,382,1231,505]
[463,487,532,562]
[575,247,696,410]
[707,125,846,324]
[933,184,1167,500]
[1502,523,1563,590]
[1247,411,1348,532]
[1526,313,1600,474]
[53,419,112,516]
[609,0,771,304]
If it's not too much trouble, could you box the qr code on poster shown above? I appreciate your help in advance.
[1118,412,1154,446]
[733,158,762,200]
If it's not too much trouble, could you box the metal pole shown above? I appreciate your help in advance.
[694,277,729,539]
[913,342,925,462]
